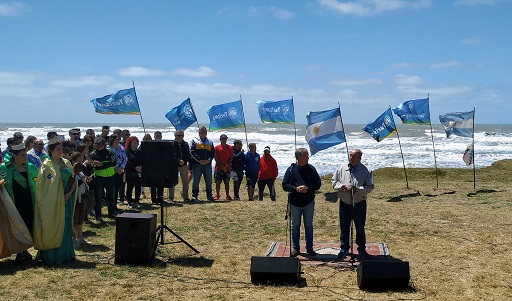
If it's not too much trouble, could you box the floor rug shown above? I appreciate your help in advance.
[265,242,389,268]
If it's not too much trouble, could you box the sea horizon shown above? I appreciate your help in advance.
[2,123,512,177]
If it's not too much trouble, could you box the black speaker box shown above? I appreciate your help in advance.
[140,140,178,188]
[357,261,410,290]
[250,256,301,285]
[115,213,157,265]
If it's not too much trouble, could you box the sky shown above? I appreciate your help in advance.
[1,0,511,125]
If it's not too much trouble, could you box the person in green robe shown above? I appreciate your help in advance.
[34,138,77,265]
[0,143,38,261]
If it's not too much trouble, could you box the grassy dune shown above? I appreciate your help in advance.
[1,160,511,300]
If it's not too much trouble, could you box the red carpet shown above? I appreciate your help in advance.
[265,242,389,268]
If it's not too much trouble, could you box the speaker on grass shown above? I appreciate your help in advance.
[356,260,410,290]
[250,256,301,285]
[115,213,157,265]
[141,140,178,188]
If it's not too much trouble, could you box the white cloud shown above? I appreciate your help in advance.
[317,0,431,16]
[461,37,480,45]
[430,60,461,69]
[332,78,383,86]
[0,3,28,16]
[49,76,114,88]
[117,66,167,77]
[0,71,38,85]
[393,62,414,68]
[171,66,216,77]
[394,74,423,85]
[454,0,501,6]
[273,8,296,20]
[247,5,296,20]
[396,84,473,96]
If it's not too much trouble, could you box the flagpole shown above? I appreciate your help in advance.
[390,106,409,189]
[292,96,297,150]
[427,94,439,188]
[338,102,350,161]
[472,107,476,189]
[132,81,147,136]
[240,95,249,148]
[187,96,201,130]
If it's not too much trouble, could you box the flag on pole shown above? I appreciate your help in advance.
[165,98,197,131]
[463,143,474,166]
[363,108,397,142]
[305,108,346,155]
[90,87,140,115]
[256,99,295,124]
[206,100,245,131]
[439,110,474,138]
[393,98,430,125]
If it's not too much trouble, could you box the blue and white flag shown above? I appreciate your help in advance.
[393,98,430,125]
[439,110,474,138]
[90,87,140,115]
[305,108,346,156]
[363,108,397,142]
[463,143,474,166]
[165,98,197,131]
[256,99,294,124]
[206,100,245,131]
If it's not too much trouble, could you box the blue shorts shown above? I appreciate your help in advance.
[245,173,258,188]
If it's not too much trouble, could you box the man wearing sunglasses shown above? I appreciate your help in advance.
[68,128,82,146]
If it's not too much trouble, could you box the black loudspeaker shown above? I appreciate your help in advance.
[141,140,178,188]
[115,213,157,265]
[250,256,301,285]
[357,261,410,290]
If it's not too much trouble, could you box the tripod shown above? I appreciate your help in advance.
[151,197,200,261]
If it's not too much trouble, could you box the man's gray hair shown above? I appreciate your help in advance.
[295,147,308,159]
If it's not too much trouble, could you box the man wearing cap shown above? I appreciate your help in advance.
[213,134,233,201]
[189,126,215,202]
[169,130,191,202]
[258,146,278,201]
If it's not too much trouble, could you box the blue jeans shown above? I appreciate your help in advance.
[339,200,367,251]
[191,163,213,199]
[94,175,116,217]
[290,200,315,251]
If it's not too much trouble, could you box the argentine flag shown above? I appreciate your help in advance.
[305,108,346,156]
[439,110,474,138]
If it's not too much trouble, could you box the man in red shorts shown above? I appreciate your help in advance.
[214,134,233,201]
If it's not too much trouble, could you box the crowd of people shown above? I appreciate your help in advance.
[0,125,375,265]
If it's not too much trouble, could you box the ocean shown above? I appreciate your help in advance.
[1,123,511,178]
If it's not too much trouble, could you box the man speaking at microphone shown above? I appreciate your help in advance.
[331,149,374,260]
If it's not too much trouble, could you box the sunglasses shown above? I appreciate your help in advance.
[35,143,44,146]
[175,134,184,137]
[73,133,80,136]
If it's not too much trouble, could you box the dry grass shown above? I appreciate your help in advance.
[1,160,511,301]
